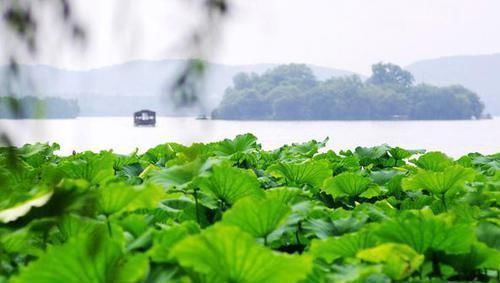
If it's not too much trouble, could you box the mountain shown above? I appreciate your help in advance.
[407,53,500,115]
[0,60,356,116]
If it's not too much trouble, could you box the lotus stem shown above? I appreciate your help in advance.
[441,193,448,212]
[193,188,200,224]
[106,215,113,237]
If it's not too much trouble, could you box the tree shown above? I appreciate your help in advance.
[409,85,484,120]
[233,73,254,90]
[367,63,415,88]
[273,94,306,120]
[263,64,318,90]
[213,64,483,120]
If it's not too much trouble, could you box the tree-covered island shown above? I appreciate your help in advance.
[0,96,79,119]
[212,63,484,120]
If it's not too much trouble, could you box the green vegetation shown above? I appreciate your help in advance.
[1,135,499,282]
[0,96,79,118]
[213,63,484,120]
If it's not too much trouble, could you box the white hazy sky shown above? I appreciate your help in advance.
[3,0,500,75]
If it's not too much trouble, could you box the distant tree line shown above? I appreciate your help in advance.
[212,63,484,120]
[0,96,79,118]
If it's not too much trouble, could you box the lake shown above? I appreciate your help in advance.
[1,117,499,157]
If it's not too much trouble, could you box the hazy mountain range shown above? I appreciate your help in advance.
[1,54,499,116]
[407,53,500,115]
[0,60,355,116]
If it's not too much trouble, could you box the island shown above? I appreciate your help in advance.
[212,63,485,120]
[0,96,79,119]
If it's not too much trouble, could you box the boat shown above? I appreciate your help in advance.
[196,114,209,120]
[134,109,156,126]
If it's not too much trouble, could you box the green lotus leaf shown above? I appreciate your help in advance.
[195,164,264,205]
[0,157,33,188]
[170,224,313,283]
[12,226,149,283]
[17,143,60,168]
[221,195,291,239]
[97,184,138,215]
[265,187,308,204]
[113,152,143,184]
[58,151,115,185]
[147,158,204,190]
[158,193,212,225]
[286,200,332,233]
[353,200,396,221]
[140,142,182,166]
[357,243,424,280]
[97,183,165,215]
[402,165,476,196]
[443,242,500,272]
[322,172,374,198]
[149,221,200,263]
[115,214,151,239]
[476,221,500,249]
[0,156,55,220]
[211,133,260,156]
[412,151,454,171]
[310,230,376,262]
[148,157,221,190]
[369,169,403,186]
[166,143,214,166]
[375,208,475,254]
[124,184,167,211]
[389,146,423,160]
[470,154,500,176]
[55,214,102,242]
[314,151,361,175]
[354,144,391,165]
[0,188,53,223]
[303,207,369,239]
[113,150,140,168]
[326,264,385,283]
[1,219,56,256]
[277,137,329,159]
[1,227,39,256]
[267,160,332,190]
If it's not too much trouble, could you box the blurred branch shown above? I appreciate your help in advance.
[0,0,231,148]
[0,0,85,146]
[171,0,231,108]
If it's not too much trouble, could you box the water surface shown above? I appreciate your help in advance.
[1,117,499,157]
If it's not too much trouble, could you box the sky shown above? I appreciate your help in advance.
[2,0,500,75]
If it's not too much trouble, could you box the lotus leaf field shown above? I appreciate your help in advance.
[0,134,499,282]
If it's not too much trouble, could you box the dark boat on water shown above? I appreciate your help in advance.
[134,110,156,126]
[196,114,209,120]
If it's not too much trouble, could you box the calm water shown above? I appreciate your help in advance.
[1,117,499,157]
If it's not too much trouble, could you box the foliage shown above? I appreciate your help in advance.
[221,193,291,242]
[11,224,149,283]
[266,159,332,190]
[213,63,484,120]
[367,62,415,88]
[356,243,424,280]
[170,224,313,283]
[0,136,498,282]
[195,163,264,206]
[322,172,375,199]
